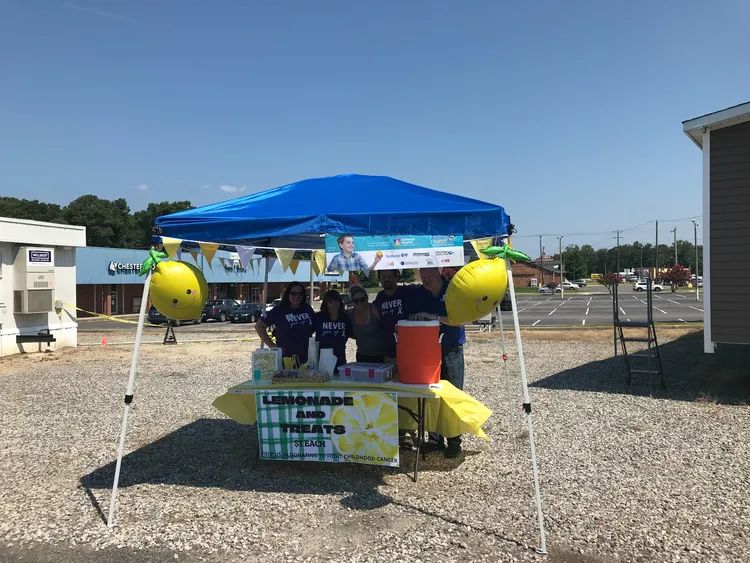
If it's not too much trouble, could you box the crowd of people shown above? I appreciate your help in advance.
[253,267,467,458]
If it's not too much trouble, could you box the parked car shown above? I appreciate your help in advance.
[538,283,557,294]
[202,299,240,322]
[633,281,663,292]
[500,291,512,311]
[147,305,201,327]
[265,298,282,312]
[573,279,587,287]
[556,281,580,292]
[229,302,263,323]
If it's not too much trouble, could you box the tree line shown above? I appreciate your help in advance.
[0,195,192,249]
[548,240,703,280]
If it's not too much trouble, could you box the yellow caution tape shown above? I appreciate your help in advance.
[63,303,162,327]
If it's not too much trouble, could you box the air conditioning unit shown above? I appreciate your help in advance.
[14,289,54,314]
[14,246,56,290]
[13,247,56,314]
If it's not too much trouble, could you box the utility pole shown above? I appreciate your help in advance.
[654,220,659,280]
[692,220,700,301]
[557,235,564,299]
[539,235,544,286]
[616,230,621,274]
[671,227,678,266]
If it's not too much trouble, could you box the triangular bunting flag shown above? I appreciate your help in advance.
[176,248,183,262]
[470,237,492,257]
[219,257,226,269]
[189,249,199,265]
[236,246,256,269]
[289,259,300,275]
[311,259,320,276]
[161,236,182,259]
[199,242,219,269]
[275,249,295,272]
[313,250,326,276]
[248,260,254,274]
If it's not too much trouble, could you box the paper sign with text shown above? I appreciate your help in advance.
[325,234,464,274]
[256,390,399,467]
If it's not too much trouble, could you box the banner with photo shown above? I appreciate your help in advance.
[324,234,464,273]
[256,390,399,467]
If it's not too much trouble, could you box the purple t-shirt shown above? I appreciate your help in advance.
[374,286,414,357]
[262,304,315,363]
[313,311,353,370]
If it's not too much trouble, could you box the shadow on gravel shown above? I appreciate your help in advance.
[81,419,471,510]
[531,330,750,404]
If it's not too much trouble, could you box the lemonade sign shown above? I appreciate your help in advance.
[256,390,399,467]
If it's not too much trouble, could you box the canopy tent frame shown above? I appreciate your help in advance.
[106,174,546,554]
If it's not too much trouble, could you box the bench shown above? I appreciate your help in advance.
[16,329,57,344]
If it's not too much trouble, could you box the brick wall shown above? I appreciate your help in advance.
[509,262,558,287]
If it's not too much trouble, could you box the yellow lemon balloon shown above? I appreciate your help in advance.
[150,261,209,320]
[445,259,508,324]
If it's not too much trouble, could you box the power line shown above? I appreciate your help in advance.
[511,215,702,241]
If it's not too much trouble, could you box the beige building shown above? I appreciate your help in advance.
[0,217,86,357]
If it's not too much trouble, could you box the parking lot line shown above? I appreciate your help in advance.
[689,306,704,312]
[668,299,680,305]
[585,308,589,316]
[549,308,557,316]
[532,320,540,326]
[678,318,686,322]
[655,307,668,314]
[619,307,626,315]
[582,319,586,325]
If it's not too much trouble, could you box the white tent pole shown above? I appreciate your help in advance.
[505,254,547,555]
[261,255,270,349]
[107,270,152,529]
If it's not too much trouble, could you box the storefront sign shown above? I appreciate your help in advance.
[324,234,464,273]
[108,261,141,273]
[256,390,399,467]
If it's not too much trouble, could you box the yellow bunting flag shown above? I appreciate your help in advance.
[470,238,492,257]
[199,242,219,269]
[189,249,199,265]
[161,236,182,259]
[311,259,320,276]
[248,260,254,274]
[275,249,295,272]
[289,259,300,275]
[313,250,326,275]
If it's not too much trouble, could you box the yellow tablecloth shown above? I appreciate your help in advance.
[213,380,493,439]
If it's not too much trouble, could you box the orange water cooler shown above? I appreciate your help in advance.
[395,320,443,384]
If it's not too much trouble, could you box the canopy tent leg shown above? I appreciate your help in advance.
[505,259,547,555]
[309,253,314,305]
[106,271,152,529]
[261,255,270,348]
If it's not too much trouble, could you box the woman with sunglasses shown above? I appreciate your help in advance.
[255,281,314,365]
[313,290,353,372]
[348,285,384,363]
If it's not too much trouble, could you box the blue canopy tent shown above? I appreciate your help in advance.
[109,174,546,554]
[153,174,512,250]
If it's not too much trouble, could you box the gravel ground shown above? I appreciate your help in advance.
[0,329,748,563]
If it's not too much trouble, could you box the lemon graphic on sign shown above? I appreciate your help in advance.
[330,393,398,461]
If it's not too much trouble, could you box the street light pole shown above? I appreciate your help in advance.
[539,235,544,286]
[692,220,700,301]
[557,235,564,299]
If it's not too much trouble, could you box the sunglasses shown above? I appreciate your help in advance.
[353,297,367,304]
[289,291,303,297]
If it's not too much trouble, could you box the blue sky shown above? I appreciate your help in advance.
[2,1,749,256]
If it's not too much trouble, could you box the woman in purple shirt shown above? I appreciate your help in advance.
[255,282,315,365]
[313,290,353,372]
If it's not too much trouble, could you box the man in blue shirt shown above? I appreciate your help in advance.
[410,267,466,458]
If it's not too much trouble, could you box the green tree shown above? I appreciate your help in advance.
[133,200,193,248]
[63,195,135,248]
[563,244,587,279]
[0,197,66,223]
[580,244,596,276]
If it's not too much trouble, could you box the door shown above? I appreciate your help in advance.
[110,290,118,314]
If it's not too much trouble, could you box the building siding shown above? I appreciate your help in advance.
[710,119,750,343]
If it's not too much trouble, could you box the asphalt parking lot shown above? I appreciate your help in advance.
[500,291,704,327]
